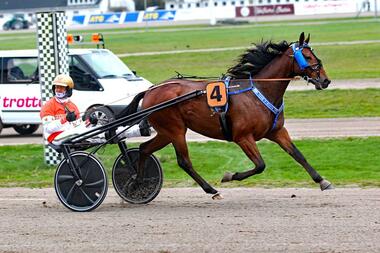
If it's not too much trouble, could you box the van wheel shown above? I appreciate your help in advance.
[0,119,3,134]
[86,106,115,126]
[13,22,23,30]
[13,124,39,135]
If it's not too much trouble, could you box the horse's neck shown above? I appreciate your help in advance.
[253,56,292,106]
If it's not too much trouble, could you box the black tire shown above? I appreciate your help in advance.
[13,124,39,135]
[86,106,115,126]
[54,151,108,212]
[112,148,163,204]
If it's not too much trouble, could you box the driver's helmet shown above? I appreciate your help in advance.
[52,74,74,97]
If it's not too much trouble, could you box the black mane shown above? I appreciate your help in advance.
[227,40,290,78]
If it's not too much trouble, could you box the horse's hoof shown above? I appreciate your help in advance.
[212,192,224,200]
[320,179,334,191]
[221,172,234,183]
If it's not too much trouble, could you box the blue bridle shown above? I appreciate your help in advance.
[220,43,316,131]
[292,43,310,70]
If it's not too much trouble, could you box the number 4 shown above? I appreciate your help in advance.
[211,85,222,102]
[206,82,227,107]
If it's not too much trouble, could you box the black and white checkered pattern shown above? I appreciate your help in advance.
[37,12,68,165]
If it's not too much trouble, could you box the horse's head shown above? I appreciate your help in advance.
[290,32,331,90]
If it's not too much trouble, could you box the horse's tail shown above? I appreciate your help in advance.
[117,90,147,119]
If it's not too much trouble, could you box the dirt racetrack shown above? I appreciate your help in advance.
[0,187,379,253]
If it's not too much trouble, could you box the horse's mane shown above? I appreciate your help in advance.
[227,40,291,78]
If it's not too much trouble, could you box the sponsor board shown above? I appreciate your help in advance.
[294,0,356,15]
[88,13,121,24]
[124,12,139,23]
[143,10,176,21]
[71,15,86,25]
[236,4,294,17]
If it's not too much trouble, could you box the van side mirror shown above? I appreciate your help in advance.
[132,70,137,76]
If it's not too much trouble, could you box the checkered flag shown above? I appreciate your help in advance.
[36,12,68,165]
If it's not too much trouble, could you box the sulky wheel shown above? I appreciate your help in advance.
[112,148,163,204]
[54,151,108,212]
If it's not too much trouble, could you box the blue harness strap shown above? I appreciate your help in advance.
[222,76,231,112]
[250,77,284,131]
[213,76,284,131]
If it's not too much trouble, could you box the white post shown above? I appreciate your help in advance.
[209,0,216,25]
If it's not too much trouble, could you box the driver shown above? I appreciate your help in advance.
[40,74,150,145]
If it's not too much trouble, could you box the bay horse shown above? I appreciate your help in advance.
[129,32,333,199]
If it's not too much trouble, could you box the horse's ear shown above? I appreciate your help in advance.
[299,32,305,45]
[305,33,310,44]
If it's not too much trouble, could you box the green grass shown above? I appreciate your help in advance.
[284,89,380,118]
[123,43,380,83]
[9,18,380,52]
[1,18,380,82]
[1,137,379,188]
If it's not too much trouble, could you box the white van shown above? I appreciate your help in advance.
[0,48,153,135]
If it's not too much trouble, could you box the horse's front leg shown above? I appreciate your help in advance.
[222,134,266,182]
[267,127,333,190]
[172,134,223,200]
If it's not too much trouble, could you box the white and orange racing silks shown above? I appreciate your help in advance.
[40,97,80,143]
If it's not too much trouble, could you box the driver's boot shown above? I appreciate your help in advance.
[119,119,153,138]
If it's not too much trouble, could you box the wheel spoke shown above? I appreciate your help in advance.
[79,187,95,204]
[84,179,104,188]
[65,184,76,204]
[57,174,74,184]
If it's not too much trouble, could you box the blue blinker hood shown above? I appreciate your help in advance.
[292,43,310,70]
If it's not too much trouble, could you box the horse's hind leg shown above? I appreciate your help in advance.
[267,127,333,190]
[171,135,222,199]
[222,134,266,182]
[137,134,171,180]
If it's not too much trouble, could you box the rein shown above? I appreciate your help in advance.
[253,77,300,82]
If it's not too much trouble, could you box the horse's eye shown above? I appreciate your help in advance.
[305,56,312,60]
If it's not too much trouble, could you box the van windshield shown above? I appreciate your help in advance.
[80,50,135,79]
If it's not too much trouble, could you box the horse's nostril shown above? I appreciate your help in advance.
[324,79,331,86]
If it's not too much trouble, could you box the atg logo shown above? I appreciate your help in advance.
[89,14,121,24]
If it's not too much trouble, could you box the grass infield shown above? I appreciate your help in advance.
[0,18,379,83]
[0,137,379,188]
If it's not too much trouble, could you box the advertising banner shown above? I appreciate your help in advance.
[71,15,86,25]
[294,0,357,15]
[142,10,176,22]
[236,4,294,17]
[88,13,121,24]
[124,12,139,23]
